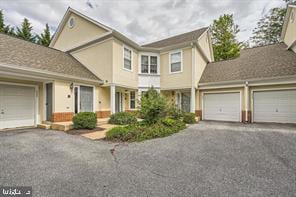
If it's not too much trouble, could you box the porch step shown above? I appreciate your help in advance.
[97,118,109,126]
[37,124,51,130]
[51,122,73,132]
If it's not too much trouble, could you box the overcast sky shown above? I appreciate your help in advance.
[0,0,286,44]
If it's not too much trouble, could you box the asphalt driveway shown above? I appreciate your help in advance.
[0,122,296,196]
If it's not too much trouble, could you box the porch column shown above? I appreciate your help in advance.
[110,84,116,114]
[190,87,196,113]
[244,84,249,123]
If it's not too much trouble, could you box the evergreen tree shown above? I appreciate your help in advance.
[16,18,35,42]
[0,10,4,32]
[37,23,52,46]
[211,14,241,61]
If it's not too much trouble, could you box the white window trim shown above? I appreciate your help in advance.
[138,52,160,75]
[68,16,75,29]
[169,50,183,74]
[129,91,136,109]
[123,45,133,72]
[73,83,96,113]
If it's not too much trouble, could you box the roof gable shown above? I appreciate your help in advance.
[50,7,112,51]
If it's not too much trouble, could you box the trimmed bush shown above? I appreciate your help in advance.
[183,113,196,124]
[108,112,137,125]
[72,112,97,129]
[106,118,186,142]
[166,104,184,120]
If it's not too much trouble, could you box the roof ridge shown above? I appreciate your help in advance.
[141,27,208,46]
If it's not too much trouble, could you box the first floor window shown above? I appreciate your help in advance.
[124,47,132,70]
[141,55,149,73]
[170,51,182,73]
[130,91,136,109]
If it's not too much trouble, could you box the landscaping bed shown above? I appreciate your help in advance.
[105,88,197,143]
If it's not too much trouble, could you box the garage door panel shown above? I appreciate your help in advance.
[0,84,36,129]
[203,92,240,122]
[253,90,296,123]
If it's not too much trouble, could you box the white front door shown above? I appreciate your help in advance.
[253,90,296,123]
[203,92,240,122]
[0,84,36,129]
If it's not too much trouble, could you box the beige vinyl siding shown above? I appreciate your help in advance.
[112,39,138,88]
[71,39,113,83]
[98,86,110,111]
[52,12,109,51]
[54,81,74,113]
[160,48,192,89]
[283,7,296,47]
[198,31,212,62]
[195,47,208,86]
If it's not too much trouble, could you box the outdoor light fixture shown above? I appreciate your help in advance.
[70,82,74,91]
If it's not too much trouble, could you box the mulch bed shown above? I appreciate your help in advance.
[68,127,105,135]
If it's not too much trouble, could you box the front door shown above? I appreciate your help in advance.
[181,92,191,112]
[46,83,53,121]
[115,92,123,113]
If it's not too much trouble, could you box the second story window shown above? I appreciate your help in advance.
[170,51,182,73]
[140,54,158,74]
[141,55,149,73]
[150,56,157,74]
[124,47,132,70]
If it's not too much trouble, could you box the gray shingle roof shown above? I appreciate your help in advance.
[200,43,296,84]
[142,27,208,48]
[0,33,100,81]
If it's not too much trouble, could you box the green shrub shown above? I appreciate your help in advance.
[139,88,167,123]
[72,112,97,129]
[183,113,196,124]
[106,119,186,142]
[108,112,137,125]
[166,104,184,120]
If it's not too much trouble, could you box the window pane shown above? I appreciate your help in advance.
[171,62,181,72]
[124,47,132,70]
[124,59,131,70]
[150,56,157,74]
[171,52,181,63]
[141,55,149,73]
[130,91,136,109]
[80,86,93,112]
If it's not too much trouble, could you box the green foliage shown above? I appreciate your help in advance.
[182,113,196,124]
[108,112,137,125]
[250,0,296,47]
[37,23,52,46]
[211,14,241,61]
[0,10,15,36]
[139,87,167,123]
[16,18,36,42]
[72,112,97,129]
[166,104,184,120]
[250,8,286,46]
[106,119,186,142]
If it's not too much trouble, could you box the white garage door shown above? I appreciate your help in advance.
[253,90,296,123]
[203,92,241,122]
[0,84,36,129]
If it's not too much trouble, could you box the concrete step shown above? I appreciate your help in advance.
[51,122,73,132]
[37,124,51,130]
